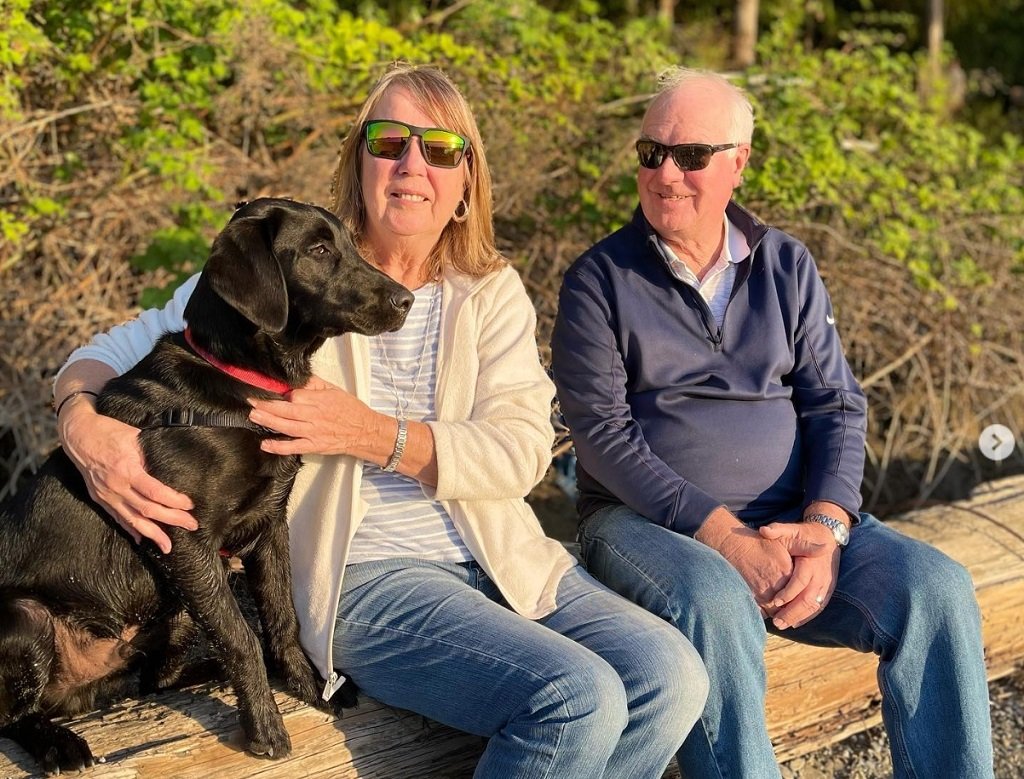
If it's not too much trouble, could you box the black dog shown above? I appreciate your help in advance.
[0,198,412,774]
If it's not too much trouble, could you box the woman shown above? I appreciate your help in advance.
[53,63,708,777]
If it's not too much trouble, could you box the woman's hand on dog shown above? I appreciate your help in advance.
[252,376,440,487]
[250,376,389,460]
[61,403,197,554]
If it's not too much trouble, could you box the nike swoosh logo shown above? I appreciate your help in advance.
[826,314,835,325]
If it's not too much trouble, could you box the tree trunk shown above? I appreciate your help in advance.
[657,0,675,30]
[927,0,944,82]
[732,0,759,68]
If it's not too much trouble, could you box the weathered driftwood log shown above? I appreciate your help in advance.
[763,474,1024,762]
[1,475,1022,778]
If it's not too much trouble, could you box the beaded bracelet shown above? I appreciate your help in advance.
[54,389,99,418]
[382,418,408,472]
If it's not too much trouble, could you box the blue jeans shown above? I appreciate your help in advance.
[333,557,709,778]
[579,505,994,779]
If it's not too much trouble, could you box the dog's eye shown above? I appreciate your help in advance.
[311,244,330,256]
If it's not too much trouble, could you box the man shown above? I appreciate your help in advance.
[550,66,993,778]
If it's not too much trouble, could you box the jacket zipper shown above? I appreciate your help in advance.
[672,228,768,353]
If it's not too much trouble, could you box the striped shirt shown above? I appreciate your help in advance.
[348,281,472,565]
[657,214,750,328]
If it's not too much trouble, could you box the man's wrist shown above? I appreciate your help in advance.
[694,506,744,549]
[803,513,850,547]
[803,500,854,528]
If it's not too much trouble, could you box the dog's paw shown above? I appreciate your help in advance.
[327,677,360,713]
[277,648,322,708]
[242,710,292,760]
[38,726,94,776]
[2,717,94,776]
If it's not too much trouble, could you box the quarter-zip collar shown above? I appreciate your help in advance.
[629,200,771,257]
[633,201,771,351]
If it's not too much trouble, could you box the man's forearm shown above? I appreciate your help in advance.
[693,505,747,549]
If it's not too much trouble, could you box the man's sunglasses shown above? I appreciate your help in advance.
[363,119,470,169]
[636,140,738,172]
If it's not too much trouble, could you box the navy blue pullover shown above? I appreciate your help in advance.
[551,202,867,535]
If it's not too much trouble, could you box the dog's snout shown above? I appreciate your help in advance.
[390,290,415,313]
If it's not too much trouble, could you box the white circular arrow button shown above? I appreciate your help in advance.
[979,424,1016,462]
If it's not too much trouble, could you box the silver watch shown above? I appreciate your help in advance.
[804,513,850,547]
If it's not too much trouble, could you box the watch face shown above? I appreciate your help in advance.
[835,523,850,546]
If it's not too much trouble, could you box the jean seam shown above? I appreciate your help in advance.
[588,535,742,779]
[584,515,776,779]
[597,534,748,779]
[878,660,917,779]
[828,589,897,646]
[338,617,568,777]
[826,589,916,777]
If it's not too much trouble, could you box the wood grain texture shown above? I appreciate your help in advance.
[2,475,1022,777]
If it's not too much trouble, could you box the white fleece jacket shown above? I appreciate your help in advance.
[60,264,577,699]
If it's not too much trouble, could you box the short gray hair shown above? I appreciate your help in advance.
[654,66,755,144]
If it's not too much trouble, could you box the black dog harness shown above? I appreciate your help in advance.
[146,329,290,435]
[152,407,272,434]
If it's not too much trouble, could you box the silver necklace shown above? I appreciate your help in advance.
[376,282,440,421]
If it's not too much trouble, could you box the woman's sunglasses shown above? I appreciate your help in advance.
[636,140,738,172]
[363,119,470,169]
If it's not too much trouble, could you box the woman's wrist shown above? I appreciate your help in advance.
[339,409,397,466]
[57,392,99,446]
[369,413,402,467]
[382,418,408,472]
[55,389,98,419]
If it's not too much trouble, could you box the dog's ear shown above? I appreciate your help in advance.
[203,214,289,333]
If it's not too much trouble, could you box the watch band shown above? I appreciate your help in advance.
[383,418,408,473]
[804,513,850,547]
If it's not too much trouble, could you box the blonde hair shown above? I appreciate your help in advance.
[330,63,504,280]
[652,66,755,144]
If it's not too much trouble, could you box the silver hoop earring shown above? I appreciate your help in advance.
[452,199,470,223]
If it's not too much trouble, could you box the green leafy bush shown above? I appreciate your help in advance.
[741,25,1023,303]
[2,0,1022,507]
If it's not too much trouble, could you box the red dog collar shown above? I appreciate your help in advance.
[184,328,291,395]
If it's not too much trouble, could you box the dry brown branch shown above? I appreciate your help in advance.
[860,332,935,389]
[398,0,478,32]
[596,92,656,115]
[0,100,126,144]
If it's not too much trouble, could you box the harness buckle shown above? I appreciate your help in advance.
[163,408,195,427]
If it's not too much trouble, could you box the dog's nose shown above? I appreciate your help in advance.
[391,290,414,313]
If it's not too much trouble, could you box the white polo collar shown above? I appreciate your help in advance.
[658,213,750,284]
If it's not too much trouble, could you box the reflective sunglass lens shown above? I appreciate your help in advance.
[367,137,410,159]
[636,140,717,171]
[636,141,664,169]
[422,130,466,167]
[672,146,712,171]
[366,121,412,160]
